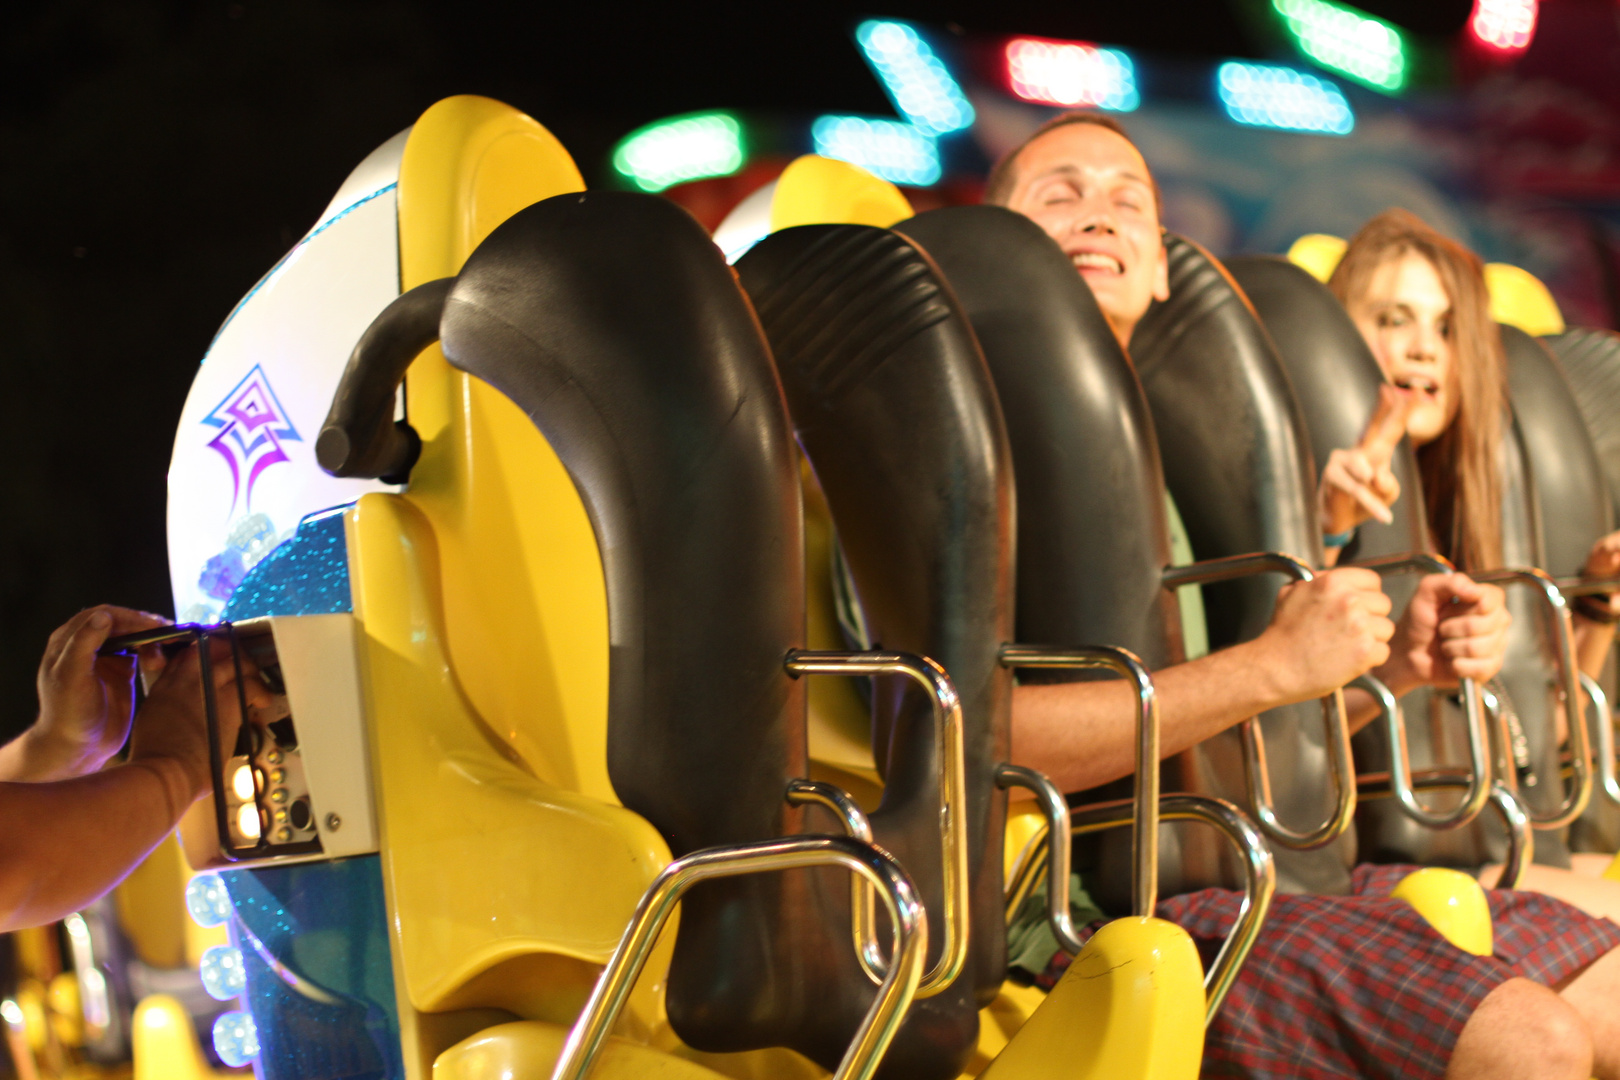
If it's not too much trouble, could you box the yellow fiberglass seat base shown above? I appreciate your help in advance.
[755,156,1204,1080]
[132,996,240,1080]
[1389,867,1495,958]
[434,1021,731,1080]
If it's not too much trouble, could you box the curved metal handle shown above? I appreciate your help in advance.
[1472,567,1592,828]
[785,650,967,998]
[1357,772,1532,890]
[1027,795,1276,1025]
[1163,552,1357,850]
[995,764,1082,954]
[785,779,888,984]
[315,277,452,483]
[1351,671,1491,830]
[999,645,1159,915]
[1579,673,1620,809]
[550,836,925,1080]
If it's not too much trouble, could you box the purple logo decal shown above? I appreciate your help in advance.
[202,365,301,513]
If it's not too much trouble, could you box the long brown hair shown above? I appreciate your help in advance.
[1329,209,1505,571]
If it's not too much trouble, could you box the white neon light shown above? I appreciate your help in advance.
[1005,38,1140,111]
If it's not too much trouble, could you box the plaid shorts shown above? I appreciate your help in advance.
[1040,862,1620,1080]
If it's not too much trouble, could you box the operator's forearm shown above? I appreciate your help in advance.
[0,760,192,932]
[1010,638,1293,793]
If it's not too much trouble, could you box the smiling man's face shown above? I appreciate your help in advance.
[1002,122,1170,346]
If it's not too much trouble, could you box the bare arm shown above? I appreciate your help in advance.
[1011,568,1395,793]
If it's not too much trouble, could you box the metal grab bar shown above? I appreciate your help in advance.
[1002,795,1275,1025]
[1579,673,1620,808]
[1471,567,1591,829]
[999,645,1160,916]
[785,779,887,984]
[1357,771,1533,890]
[1553,575,1620,598]
[550,836,926,1080]
[1162,552,1357,850]
[1353,673,1490,829]
[995,764,1082,954]
[1348,555,1492,830]
[784,650,967,997]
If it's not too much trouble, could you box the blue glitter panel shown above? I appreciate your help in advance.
[222,857,402,1080]
[224,505,354,620]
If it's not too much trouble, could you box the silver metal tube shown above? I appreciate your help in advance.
[999,645,1159,916]
[1579,673,1620,808]
[1554,576,1620,598]
[1357,771,1533,889]
[784,650,968,997]
[1353,673,1491,829]
[1348,554,1492,830]
[785,779,887,983]
[1472,567,1592,828]
[1066,795,1276,1025]
[1161,553,1357,850]
[550,836,926,1080]
[995,764,1082,954]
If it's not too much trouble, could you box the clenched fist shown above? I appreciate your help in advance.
[1375,574,1510,694]
[1256,567,1396,705]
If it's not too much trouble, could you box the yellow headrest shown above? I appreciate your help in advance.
[770,155,914,232]
[1287,232,1566,337]
[1286,233,1347,283]
[1485,261,1566,336]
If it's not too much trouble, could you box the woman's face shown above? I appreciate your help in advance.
[1347,250,1459,447]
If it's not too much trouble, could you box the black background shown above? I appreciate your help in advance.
[0,0,1474,737]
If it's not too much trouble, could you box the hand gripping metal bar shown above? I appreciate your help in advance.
[1160,553,1356,850]
[1357,771,1532,889]
[1348,554,1492,829]
[784,650,968,998]
[1003,795,1275,1024]
[998,645,1160,917]
[784,779,888,985]
[549,836,925,1080]
[1580,673,1620,809]
[1470,567,1591,828]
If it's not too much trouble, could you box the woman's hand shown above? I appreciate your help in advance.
[1319,385,1414,538]
[1578,531,1620,620]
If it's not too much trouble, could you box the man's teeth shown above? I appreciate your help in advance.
[1072,252,1123,274]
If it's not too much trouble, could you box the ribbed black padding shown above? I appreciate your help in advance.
[738,224,1013,1080]
[325,190,886,1062]
[1131,234,1354,895]
[1546,327,1620,520]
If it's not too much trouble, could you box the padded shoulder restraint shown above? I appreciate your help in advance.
[320,191,861,1058]
[1130,234,1353,895]
[1549,327,1620,519]
[736,224,1012,1080]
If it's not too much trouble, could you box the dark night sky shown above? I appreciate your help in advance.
[0,0,1476,736]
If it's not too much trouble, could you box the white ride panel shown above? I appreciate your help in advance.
[166,130,410,621]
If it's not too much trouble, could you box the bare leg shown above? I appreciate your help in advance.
[1571,852,1616,879]
[1557,947,1620,1080]
[1446,978,1592,1080]
[1478,862,1620,922]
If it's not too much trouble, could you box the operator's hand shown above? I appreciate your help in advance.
[128,638,270,818]
[1257,567,1395,704]
[1576,530,1620,621]
[1319,385,1414,536]
[14,605,170,782]
[1375,573,1510,694]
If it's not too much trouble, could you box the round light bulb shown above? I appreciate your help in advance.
[199,944,246,1002]
[236,803,262,840]
[212,1010,260,1067]
[184,873,233,929]
[231,765,256,802]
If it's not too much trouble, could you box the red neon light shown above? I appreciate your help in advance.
[1469,0,1538,54]
[1004,37,1123,108]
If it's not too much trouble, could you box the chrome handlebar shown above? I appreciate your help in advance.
[1352,673,1491,829]
[784,650,967,997]
[551,836,925,1080]
[1579,672,1620,809]
[999,645,1160,916]
[1162,553,1356,850]
[1357,771,1533,890]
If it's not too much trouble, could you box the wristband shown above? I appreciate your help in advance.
[1573,594,1620,626]
[1323,527,1356,549]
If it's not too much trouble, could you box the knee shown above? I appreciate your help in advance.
[1450,978,1593,1080]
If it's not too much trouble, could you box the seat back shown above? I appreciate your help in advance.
[893,206,1188,902]
[1130,234,1354,894]
[736,223,1014,1079]
[1550,327,1620,520]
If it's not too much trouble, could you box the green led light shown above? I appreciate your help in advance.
[612,112,746,193]
[1272,0,1407,93]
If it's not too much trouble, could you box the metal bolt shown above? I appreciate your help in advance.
[325,813,342,832]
